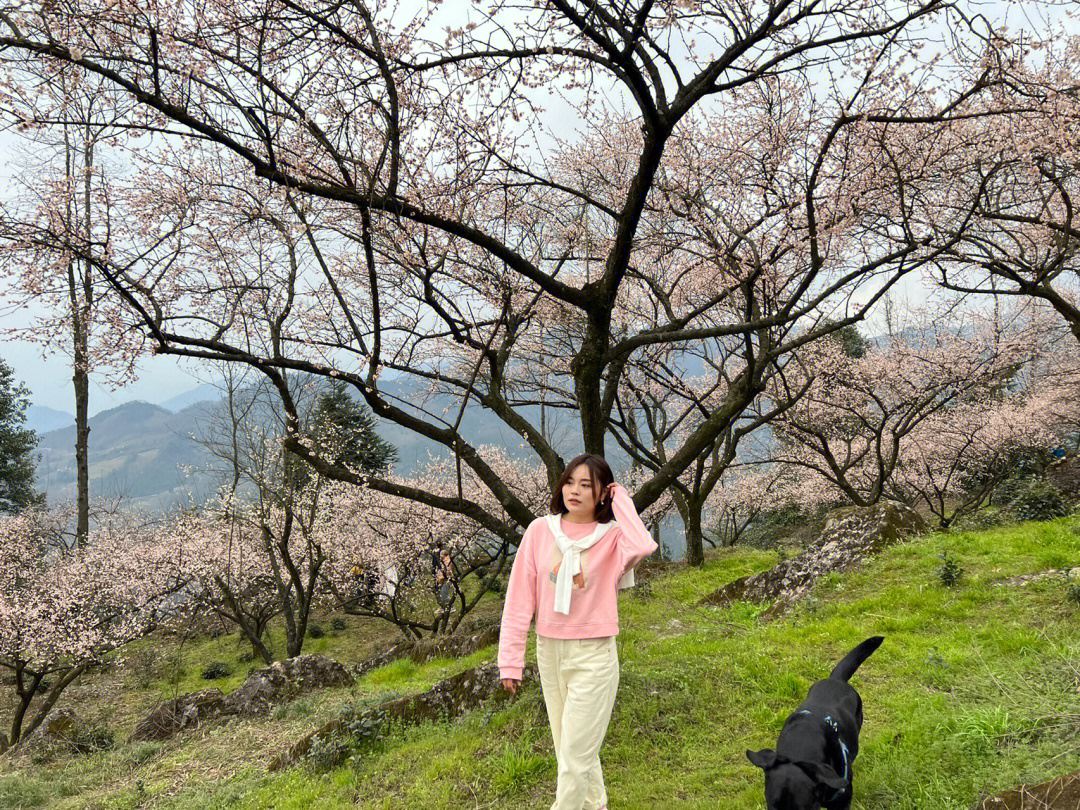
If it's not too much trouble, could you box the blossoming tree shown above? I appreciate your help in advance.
[0,0,1068,564]
[0,507,184,749]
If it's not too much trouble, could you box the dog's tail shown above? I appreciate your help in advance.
[829,636,884,681]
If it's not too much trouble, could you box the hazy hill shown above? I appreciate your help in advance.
[26,404,75,435]
[159,383,221,413]
[36,401,216,510]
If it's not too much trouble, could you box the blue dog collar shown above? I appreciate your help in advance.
[796,710,850,802]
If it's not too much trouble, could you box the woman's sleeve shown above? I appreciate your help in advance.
[611,483,660,575]
[498,519,538,681]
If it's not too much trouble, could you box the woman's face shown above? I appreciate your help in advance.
[562,464,600,521]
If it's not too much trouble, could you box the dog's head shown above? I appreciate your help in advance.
[746,749,845,810]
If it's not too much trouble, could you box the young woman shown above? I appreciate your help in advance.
[498,453,659,810]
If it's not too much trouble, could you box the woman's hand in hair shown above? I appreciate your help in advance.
[502,677,521,695]
[603,482,618,504]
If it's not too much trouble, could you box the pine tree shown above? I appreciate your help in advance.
[313,380,397,475]
[0,358,43,513]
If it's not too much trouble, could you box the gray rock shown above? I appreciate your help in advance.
[993,567,1080,588]
[22,708,110,755]
[700,500,927,614]
[131,688,225,741]
[269,660,536,771]
[222,654,353,717]
[24,708,80,747]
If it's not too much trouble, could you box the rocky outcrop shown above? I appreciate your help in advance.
[222,654,353,717]
[269,660,536,771]
[355,623,501,677]
[131,689,225,742]
[700,501,927,615]
[22,708,110,754]
[975,770,1080,809]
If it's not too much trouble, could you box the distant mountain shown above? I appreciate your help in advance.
[26,404,75,435]
[159,383,221,413]
[36,400,217,510]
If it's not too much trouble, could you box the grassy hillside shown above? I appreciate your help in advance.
[3,518,1080,809]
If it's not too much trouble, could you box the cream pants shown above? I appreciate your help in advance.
[536,634,620,810]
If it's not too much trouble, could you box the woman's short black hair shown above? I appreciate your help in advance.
[549,453,616,522]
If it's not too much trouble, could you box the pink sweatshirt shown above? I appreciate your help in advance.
[498,483,659,680]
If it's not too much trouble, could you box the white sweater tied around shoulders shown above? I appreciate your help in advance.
[545,513,636,615]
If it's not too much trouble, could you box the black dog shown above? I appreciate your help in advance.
[746,636,884,810]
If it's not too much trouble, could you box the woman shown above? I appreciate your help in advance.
[498,453,659,810]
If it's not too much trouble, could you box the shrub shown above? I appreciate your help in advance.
[1005,479,1070,523]
[937,552,963,588]
[305,734,352,772]
[330,617,347,632]
[741,503,802,549]
[631,580,652,600]
[307,623,326,639]
[951,507,1006,533]
[201,661,231,680]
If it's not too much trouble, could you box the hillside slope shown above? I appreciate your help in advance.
[2,518,1079,809]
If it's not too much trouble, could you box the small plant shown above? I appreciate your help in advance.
[201,661,231,680]
[345,707,388,746]
[490,742,548,794]
[330,617,347,633]
[924,647,948,670]
[1067,582,1080,606]
[937,552,963,588]
[125,647,160,689]
[307,623,326,639]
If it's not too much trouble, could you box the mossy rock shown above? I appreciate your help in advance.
[700,500,927,613]
[131,688,225,742]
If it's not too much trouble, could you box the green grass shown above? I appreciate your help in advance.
[3,517,1080,808]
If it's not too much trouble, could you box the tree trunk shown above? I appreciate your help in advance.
[72,344,89,547]
[684,500,704,567]
[63,119,94,548]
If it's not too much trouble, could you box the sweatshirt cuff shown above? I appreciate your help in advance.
[500,666,522,680]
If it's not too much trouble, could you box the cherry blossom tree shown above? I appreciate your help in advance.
[890,379,1080,527]
[763,308,1042,510]
[0,505,184,749]
[317,446,553,639]
[0,0,1063,565]
[703,463,799,548]
[180,370,396,661]
[924,34,1080,345]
